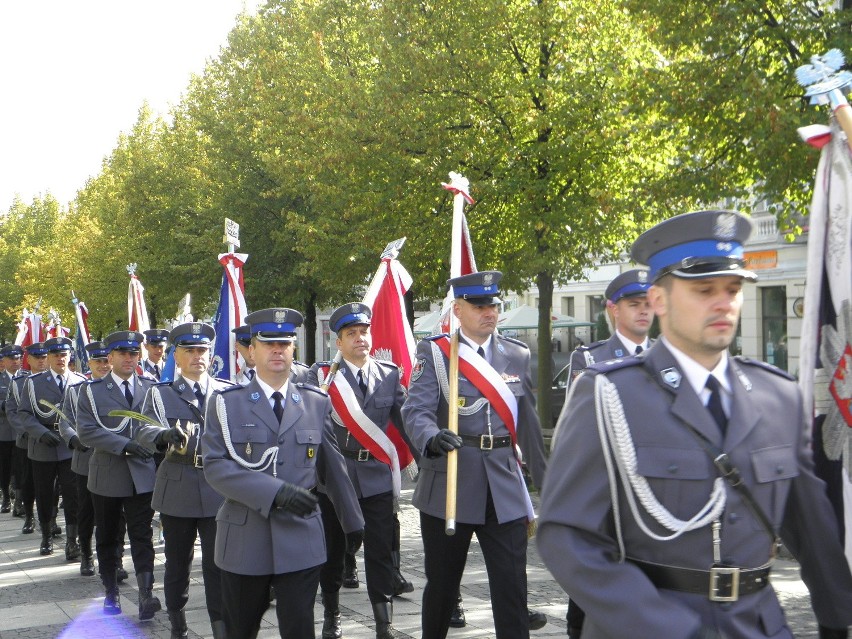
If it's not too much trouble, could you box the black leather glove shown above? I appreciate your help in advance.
[273,482,318,517]
[345,529,364,554]
[427,429,464,456]
[123,441,154,460]
[689,626,723,639]
[68,435,90,452]
[819,627,849,639]
[39,431,62,447]
[155,426,186,448]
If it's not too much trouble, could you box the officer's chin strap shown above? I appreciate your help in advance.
[594,374,727,562]
[215,394,279,476]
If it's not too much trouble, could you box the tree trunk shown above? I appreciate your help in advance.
[535,271,554,429]
[303,292,317,365]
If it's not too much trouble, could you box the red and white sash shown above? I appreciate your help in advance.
[320,365,401,498]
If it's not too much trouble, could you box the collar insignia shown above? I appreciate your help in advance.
[661,367,682,389]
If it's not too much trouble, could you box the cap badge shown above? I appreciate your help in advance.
[350,303,360,312]
[714,213,738,240]
[192,323,201,333]
[274,310,287,323]
[638,271,648,283]
[483,273,493,285]
[661,367,682,389]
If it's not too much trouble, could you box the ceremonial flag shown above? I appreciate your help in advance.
[799,119,852,571]
[363,252,418,476]
[438,173,477,333]
[15,305,43,371]
[212,252,249,381]
[127,268,151,334]
[71,294,90,374]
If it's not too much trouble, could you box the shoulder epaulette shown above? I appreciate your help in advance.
[579,339,608,352]
[30,370,49,380]
[218,383,243,394]
[296,382,328,397]
[154,380,171,387]
[735,356,796,381]
[87,378,104,385]
[71,372,88,382]
[316,361,331,368]
[374,359,399,369]
[292,360,309,369]
[587,357,644,375]
[425,334,449,342]
[13,370,30,379]
[497,335,529,349]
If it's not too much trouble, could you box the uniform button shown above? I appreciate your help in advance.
[728,512,739,522]
[667,464,678,474]
[776,465,784,474]
[277,460,284,465]
[279,437,285,444]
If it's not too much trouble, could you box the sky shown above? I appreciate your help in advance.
[0,0,263,211]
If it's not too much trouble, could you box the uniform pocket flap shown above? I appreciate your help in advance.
[636,446,711,480]
[217,501,248,525]
[751,445,798,483]
[372,395,394,408]
[296,429,321,445]
[229,428,268,444]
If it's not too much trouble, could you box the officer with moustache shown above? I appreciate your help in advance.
[18,336,86,557]
[58,341,112,577]
[0,345,23,514]
[6,342,48,534]
[202,308,364,639]
[309,303,414,639]
[402,271,540,639]
[538,210,852,639]
[142,329,170,380]
[76,331,161,620]
[135,322,230,639]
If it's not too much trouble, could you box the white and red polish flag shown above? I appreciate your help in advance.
[438,172,477,334]
[127,266,151,335]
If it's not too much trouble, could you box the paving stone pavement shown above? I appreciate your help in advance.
[0,481,828,638]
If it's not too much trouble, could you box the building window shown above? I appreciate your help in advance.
[761,286,788,371]
[561,297,575,317]
[588,295,607,341]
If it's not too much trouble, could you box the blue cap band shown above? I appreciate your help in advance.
[250,322,298,335]
[109,340,142,351]
[332,312,370,332]
[454,284,499,298]
[647,240,743,279]
[610,282,649,302]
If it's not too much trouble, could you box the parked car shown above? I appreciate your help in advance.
[550,364,571,425]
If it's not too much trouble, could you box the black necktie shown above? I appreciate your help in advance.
[705,376,727,434]
[247,369,255,381]
[56,375,64,392]
[193,382,205,407]
[122,380,133,406]
[477,346,486,360]
[357,370,368,396]
[272,391,284,423]
[635,345,643,355]
[153,364,160,377]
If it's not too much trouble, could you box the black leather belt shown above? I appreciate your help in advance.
[460,434,511,450]
[632,558,771,602]
[341,448,374,462]
[165,452,203,468]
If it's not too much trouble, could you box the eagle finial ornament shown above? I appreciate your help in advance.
[796,49,852,106]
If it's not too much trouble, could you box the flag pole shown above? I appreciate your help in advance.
[442,172,474,536]
[796,49,852,152]
[320,238,407,392]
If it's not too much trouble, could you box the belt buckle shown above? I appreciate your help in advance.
[193,454,203,468]
[709,566,740,602]
[480,434,493,450]
[357,449,370,462]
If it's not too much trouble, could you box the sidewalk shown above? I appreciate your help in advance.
[0,482,824,638]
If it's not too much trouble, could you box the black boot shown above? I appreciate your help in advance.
[528,608,547,630]
[167,609,188,639]
[343,551,359,588]
[136,571,162,620]
[448,593,466,628]
[372,601,403,639]
[80,537,95,576]
[50,517,62,537]
[1,489,10,513]
[12,497,24,517]
[39,527,53,555]
[210,620,227,639]
[65,524,81,561]
[321,591,342,639]
[21,513,35,534]
[102,570,121,615]
[390,551,413,596]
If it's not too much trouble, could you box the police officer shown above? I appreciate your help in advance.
[6,342,47,533]
[402,271,540,639]
[538,210,852,639]
[232,324,256,385]
[76,330,161,619]
[0,345,23,514]
[309,302,413,639]
[58,341,112,576]
[561,268,653,638]
[18,336,86,557]
[202,308,364,639]
[135,322,230,639]
[142,329,170,380]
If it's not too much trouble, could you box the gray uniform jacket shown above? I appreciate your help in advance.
[18,371,87,462]
[58,381,93,475]
[135,375,230,518]
[0,371,16,441]
[76,374,157,497]
[201,377,364,576]
[537,341,852,638]
[142,359,163,381]
[568,334,652,385]
[6,372,31,450]
[402,333,541,524]
[308,358,412,499]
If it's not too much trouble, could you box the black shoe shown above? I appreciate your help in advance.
[137,572,162,620]
[51,519,62,537]
[528,609,547,630]
[321,591,342,639]
[12,498,24,518]
[103,587,121,615]
[80,555,95,577]
[167,609,189,639]
[449,596,466,628]
[116,565,128,583]
[568,626,583,639]
[22,515,35,534]
[342,566,359,589]
[1,496,10,513]
[39,531,54,555]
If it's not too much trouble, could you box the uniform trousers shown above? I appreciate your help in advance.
[31,459,77,526]
[91,491,155,577]
[75,473,95,551]
[12,445,34,511]
[319,489,394,603]
[221,565,321,639]
[419,489,529,639]
[160,513,221,620]
[0,440,14,494]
